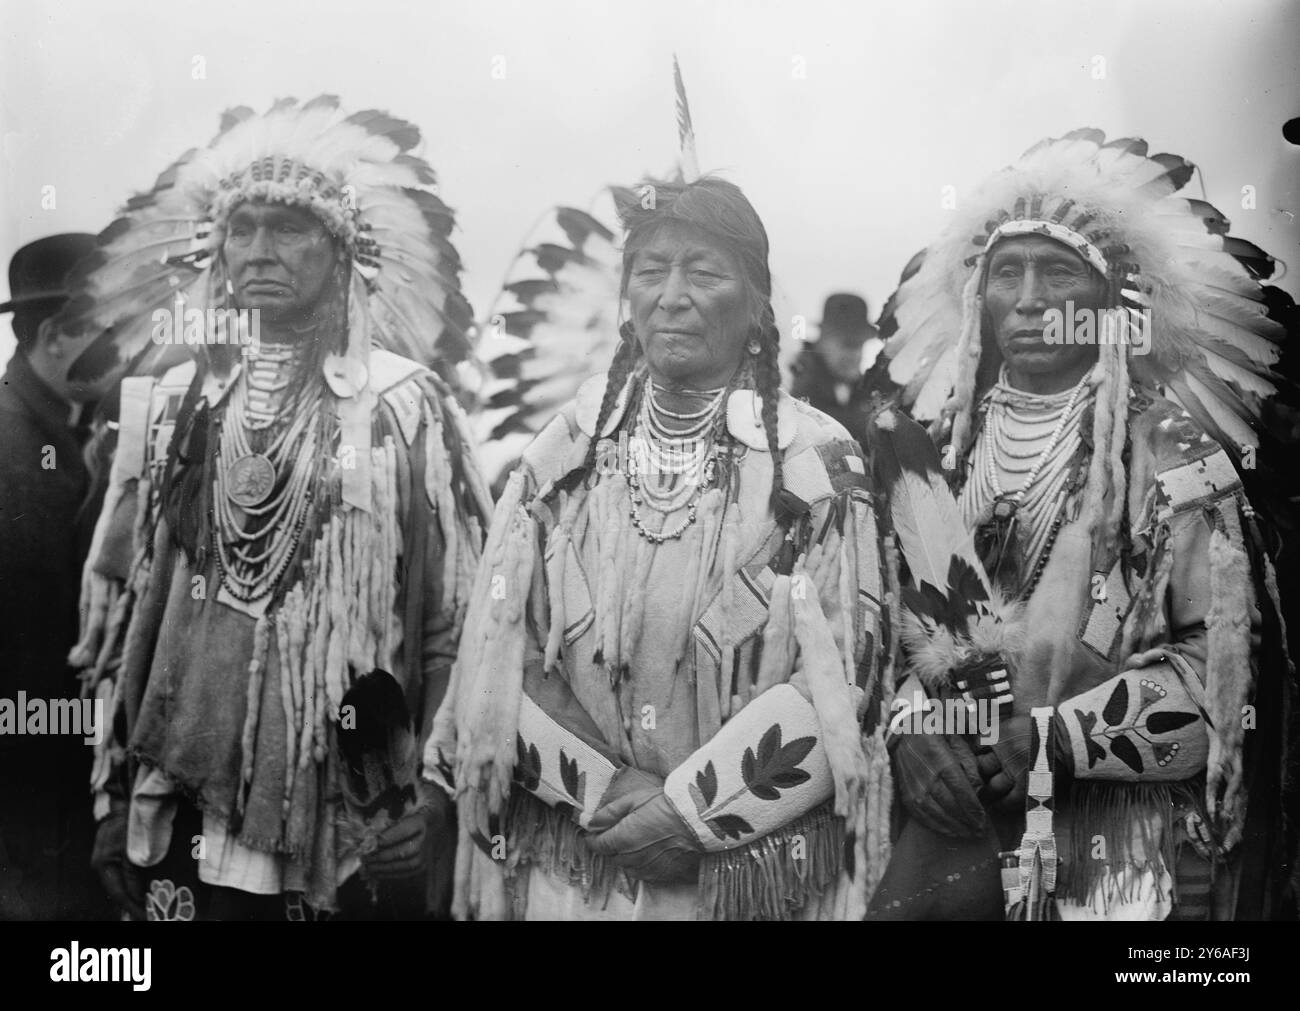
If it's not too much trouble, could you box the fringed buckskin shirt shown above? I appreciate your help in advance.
[86,349,489,911]
[427,371,896,920]
[967,389,1263,919]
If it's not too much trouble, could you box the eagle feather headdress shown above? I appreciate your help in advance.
[878,128,1295,470]
[465,191,627,486]
[61,94,473,391]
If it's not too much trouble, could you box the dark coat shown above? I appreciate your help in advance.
[0,350,108,918]
[788,345,871,443]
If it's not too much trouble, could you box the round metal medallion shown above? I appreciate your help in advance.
[227,453,277,508]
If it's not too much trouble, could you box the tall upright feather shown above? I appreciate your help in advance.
[673,54,700,183]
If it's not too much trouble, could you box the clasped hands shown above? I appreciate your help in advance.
[583,766,703,885]
[892,706,1069,839]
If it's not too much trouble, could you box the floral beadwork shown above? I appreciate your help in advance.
[686,723,815,842]
[1074,675,1199,774]
[512,734,587,818]
[145,879,196,922]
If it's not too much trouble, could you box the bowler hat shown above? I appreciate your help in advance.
[819,293,871,342]
[0,233,97,313]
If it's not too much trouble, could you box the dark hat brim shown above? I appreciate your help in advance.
[817,320,875,342]
[0,290,70,314]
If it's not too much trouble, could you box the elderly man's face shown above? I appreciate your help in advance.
[983,234,1105,385]
[626,220,752,390]
[223,201,338,323]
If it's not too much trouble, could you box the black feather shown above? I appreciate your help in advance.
[1101,137,1148,159]
[213,106,255,141]
[394,153,437,187]
[1063,126,1106,146]
[346,109,421,151]
[504,279,560,302]
[555,207,615,249]
[532,243,592,274]
[1223,237,1277,280]
[1145,153,1195,194]
[1185,199,1230,235]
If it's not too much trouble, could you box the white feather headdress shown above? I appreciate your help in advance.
[879,128,1291,455]
[63,95,472,388]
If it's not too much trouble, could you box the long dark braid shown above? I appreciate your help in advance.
[544,320,641,504]
[751,312,790,515]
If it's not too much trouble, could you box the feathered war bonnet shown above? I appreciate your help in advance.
[61,94,474,511]
[876,131,1298,868]
[879,128,1291,474]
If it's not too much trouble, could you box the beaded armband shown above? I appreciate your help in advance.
[1059,657,1208,780]
[664,684,833,851]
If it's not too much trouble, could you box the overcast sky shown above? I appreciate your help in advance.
[3,0,1297,367]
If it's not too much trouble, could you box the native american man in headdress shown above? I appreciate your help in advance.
[63,97,492,920]
[868,129,1297,920]
[425,175,895,920]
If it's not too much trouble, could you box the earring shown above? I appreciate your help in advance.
[747,339,761,355]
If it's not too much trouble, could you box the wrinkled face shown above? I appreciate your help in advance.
[625,220,752,390]
[223,201,339,322]
[983,234,1106,379]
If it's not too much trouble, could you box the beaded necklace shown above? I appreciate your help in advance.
[626,377,727,544]
[961,366,1090,596]
[211,349,328,605]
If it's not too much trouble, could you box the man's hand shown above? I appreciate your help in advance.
[362,789,454,881]
[975,714,1069,814]
[91,810,146,920]
[891,729,989,838]
[586,790,703,884]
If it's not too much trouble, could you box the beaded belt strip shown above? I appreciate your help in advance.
[1002,706,1058,917]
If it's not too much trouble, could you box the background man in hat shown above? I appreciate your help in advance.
[0,232,114,919]
[789,293,881,438]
